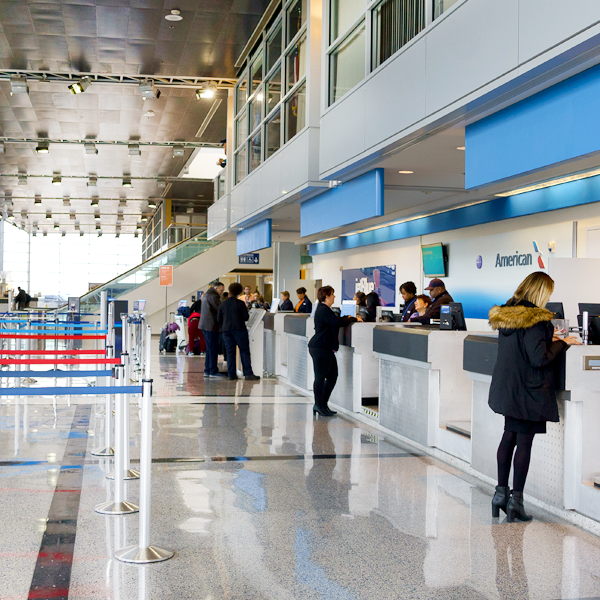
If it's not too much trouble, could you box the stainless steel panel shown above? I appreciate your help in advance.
[286,333,309,391]
[330,346,353,412]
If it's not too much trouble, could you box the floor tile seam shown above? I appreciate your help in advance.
[329,401,600,538]
[27,403,91,600]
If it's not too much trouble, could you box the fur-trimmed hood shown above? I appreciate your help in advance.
[489,305,554,331]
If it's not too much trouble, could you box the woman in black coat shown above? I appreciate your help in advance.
[308,286,358,417]
[488,272,579,522]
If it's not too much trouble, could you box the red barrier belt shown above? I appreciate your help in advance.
[0,358,120,365]
[0,335,106,340]
[0,350,106,355]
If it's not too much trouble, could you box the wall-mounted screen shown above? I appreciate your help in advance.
[422,243,446,277]
[341,265,396,307]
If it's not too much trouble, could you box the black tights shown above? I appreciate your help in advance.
[497,431,535,492]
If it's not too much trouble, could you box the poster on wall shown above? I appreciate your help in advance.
[342,265,396,306]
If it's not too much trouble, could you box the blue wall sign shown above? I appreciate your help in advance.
[239,253,260,265]
[341,265,396,306]
[237,219,272,255]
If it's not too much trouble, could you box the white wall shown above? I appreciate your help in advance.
[320,0,600,178]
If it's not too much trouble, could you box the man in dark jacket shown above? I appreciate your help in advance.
[15,287,27,310]
[199,281,225,377]
[411,278,453,324]
[217,282,260,380]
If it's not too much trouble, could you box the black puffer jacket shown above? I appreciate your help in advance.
[488,299,568,422]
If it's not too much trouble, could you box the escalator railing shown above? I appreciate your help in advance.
[79,231,220,313]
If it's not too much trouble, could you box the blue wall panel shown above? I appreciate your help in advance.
[301,169,384,237]
[466,63,600,189]
[236,219,272,255]
[309,171,600,255]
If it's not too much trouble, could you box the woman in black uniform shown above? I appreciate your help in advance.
[488,272,579,522]
[308,286,358,417]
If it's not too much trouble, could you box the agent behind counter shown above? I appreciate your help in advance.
[410,278,454,324]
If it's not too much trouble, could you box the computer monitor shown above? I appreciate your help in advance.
[439,303,467,331]
[579,303,600,316]
[331,307,341,317]
[358,307,369,321]
[178,300,187,308]
[546,302,564,319]
[381,310,394,322]
[340,301,356,317]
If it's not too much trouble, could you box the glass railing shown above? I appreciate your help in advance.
[79,230,220,313]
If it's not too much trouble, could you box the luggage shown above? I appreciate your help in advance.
[165,337,177,353]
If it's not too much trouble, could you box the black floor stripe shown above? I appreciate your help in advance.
[28,403,90,600]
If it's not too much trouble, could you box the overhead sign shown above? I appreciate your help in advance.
[239,253,260,265]
[159,265,173,286]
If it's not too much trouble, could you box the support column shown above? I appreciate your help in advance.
[273,242,301,300]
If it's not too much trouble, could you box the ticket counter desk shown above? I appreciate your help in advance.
[373,326,474,462]
[263,312,295,378]
[464,335,600,520]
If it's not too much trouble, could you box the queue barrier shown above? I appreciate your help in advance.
[0,385,142,395]
[0,329,109,334]
[0,334,106,340]
[0,369,112,378]
[0,349,106,355]
[0,358,121,365]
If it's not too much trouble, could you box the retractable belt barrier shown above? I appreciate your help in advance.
[0,349,106,355]
[0,329,109,334]
[0,385,142,396]
[0,369,112,378]
[0,334,106,340]
[0,358,121,365]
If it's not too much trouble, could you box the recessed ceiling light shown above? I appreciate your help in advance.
[34,195,42,204]
[90,197,99,206]
[165,9,183,21]
[122,177,132,188]
[45,211,52,220]
[456,146,466,151]
[398,170,414,174]
[143,110,156,117]
[52,175,61,186]
[36,142,49,154]
[53,222,59,229]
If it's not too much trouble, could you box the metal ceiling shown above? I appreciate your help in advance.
[0,0,271,235]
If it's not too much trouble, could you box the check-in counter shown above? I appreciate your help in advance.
[263,312,294,378]
[464,336,600,518]
[373,326,474,462]
[283,314,312,390]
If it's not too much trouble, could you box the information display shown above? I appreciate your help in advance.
[422,243,446,277]
[341,265,396,307]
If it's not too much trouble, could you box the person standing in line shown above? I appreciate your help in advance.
[295,287,312,313]
[488,272,580,522]
[399,282,418,321]
[279,291,294,311]
[217,282,261,381]
[199,281,226,378]
[15,287,27,310]
[308,286,358,417]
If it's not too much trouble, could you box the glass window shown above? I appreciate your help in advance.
[235,146,246,184]
[329,25,365,104]
[285,83,306,142]
[250,131,262,172]
[266,108,281,159]
[236,110,247,149]
[330,0,364,43]
[266,67,281,116]
[434,0,461,19]
[236,77,247,113]
[286,35,307,91]
[249,88,263,133]
[287,0,307,43]
[250,53,263,94]
[372,0,425,69]
[266,22,282,73]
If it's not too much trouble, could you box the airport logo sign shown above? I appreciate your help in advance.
[494,242,545,269]
[476,255,482,269]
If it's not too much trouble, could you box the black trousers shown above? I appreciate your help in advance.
[202,330,219,375]
[222,330,254,378]
[309,348,338,409]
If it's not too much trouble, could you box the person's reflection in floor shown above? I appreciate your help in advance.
[491,522,531,600]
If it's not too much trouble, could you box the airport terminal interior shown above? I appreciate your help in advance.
[3,0,600,598]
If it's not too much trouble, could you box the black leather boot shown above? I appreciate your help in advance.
[491,485,511,518]
[506,491,532,523]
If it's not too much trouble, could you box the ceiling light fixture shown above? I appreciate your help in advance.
[398,170,414,174]
[165,9,183,21]
[116,232,120,238]
[143,110,156,118]
[456,146,466,151]
[136,224,142,231]
[172,145,184,157]
[148,199,157,208]
[117,212,124,221]
[45,211,52,220]
[122,177,132,187]
[80,231,84,236]
[128,143,141,156]
[119,199,127,207]
[95,224,101,230]
[43,231,47,237]
[36,142,49,154]
[68,77,91,95]
[53,222,59,229]
[139,80,161,100]
[17,174,27,185]
[0,142,5,153]
[61,231,66,237]
[141,215,148,222]
[51,175,61,186]
[94,213,100,221]
[10,74,29,95]
[63,196,70,206]
[134,232,139,238]
[21,210,27,219]
[70,212,76,220]
[494,168,600,197]
[84,143,98,155]
[34,195,41,204]
[90,197,99,206]
[98,231,102,237]
[196,82,217,99]
[87,175,98,187]
[156,178,167,188]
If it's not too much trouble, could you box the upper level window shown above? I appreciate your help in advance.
[329,25,365,104]
[250,53,263,94]
[434,0,460,19]
[266,21,282,73]
[287,0,307,43]
[236,78,247,114]
[286,35,307,91]
[330,0,364,43]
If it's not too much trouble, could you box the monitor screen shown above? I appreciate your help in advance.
[546,302,564,319]
[422,243,446,277]
[178,300,187,308]
[579,303,600,316]
[340,301,356,317]
[137,300,146,311]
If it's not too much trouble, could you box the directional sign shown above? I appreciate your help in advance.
[159,265,173,286]
[239,253,260,265]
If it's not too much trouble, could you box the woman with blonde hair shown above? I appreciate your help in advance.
[488,272,580,522]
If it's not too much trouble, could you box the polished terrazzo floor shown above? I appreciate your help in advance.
[1,344,600,599]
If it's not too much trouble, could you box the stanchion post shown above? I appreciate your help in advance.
[91,345,114,457]
[95,364,138,515]
[115,372,173,562]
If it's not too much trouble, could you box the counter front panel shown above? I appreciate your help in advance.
[284,314,309,336]
[463,335,498,376]
[373,326,429,363]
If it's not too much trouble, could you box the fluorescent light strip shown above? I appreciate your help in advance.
[495,168,600,197]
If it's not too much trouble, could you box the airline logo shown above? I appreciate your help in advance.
[532,241,545,269]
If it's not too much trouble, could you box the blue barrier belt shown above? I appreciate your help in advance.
[0,385,143,396]
[0,329,109,334]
